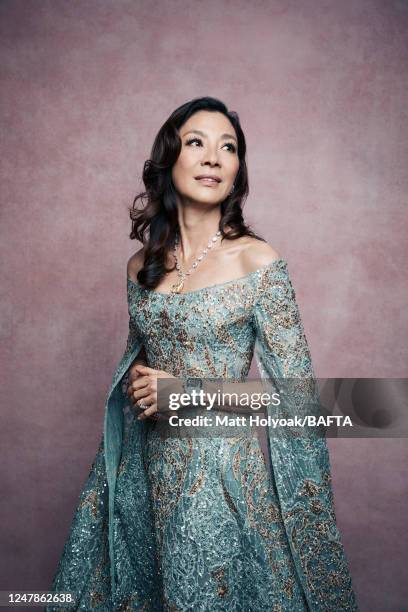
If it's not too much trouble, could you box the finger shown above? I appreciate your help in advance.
[130,394,151,410]
[128,385,146,400]
[133,364,157,375]
[129,366,149,384]
[135,393,156,408]
[130,391,151,408]
[127,376,150,397]
[129,369,143,383]
[127,378,150,398]
[137,403,158,421]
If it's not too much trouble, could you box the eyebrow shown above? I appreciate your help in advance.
[181,129,237,143]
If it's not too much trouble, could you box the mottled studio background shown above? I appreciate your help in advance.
[1,1,407,610]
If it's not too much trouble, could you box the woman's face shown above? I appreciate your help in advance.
[172,110,239,206]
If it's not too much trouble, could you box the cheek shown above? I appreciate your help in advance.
[227,158,240,178]
[177,149,196,170]
[172,154,195,184]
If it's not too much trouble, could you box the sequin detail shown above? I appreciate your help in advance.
[47,259,359,611]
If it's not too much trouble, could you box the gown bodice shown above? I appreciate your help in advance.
[127,263,266,381]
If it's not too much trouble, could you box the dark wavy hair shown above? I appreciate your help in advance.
[128,96,265,289]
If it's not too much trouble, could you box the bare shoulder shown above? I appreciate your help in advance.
[127,246,145,282]
[240,237,282,274]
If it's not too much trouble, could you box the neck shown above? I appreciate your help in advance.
[175,209,222,263]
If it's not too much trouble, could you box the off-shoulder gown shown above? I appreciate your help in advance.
[46,259,359,611]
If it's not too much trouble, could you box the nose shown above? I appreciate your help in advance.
[201,144,221,167]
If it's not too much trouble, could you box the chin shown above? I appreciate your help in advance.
[184,191,224,205]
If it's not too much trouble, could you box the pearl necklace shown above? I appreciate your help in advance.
[170,229,222,294]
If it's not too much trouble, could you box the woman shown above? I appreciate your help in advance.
[47,97,359,611]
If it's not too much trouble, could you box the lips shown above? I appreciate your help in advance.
[194,174,222,183]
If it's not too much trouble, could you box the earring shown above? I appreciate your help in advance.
[229,183,235,195]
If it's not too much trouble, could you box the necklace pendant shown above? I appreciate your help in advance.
[171,279,184,294]
[172,228,222,293]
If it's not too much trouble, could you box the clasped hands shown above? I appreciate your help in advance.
[126,358,182,421]
[126,350,255,420]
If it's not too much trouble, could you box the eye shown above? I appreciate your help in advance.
[223,142,237,153]
[185,137,202,146]
[185,137,237,154]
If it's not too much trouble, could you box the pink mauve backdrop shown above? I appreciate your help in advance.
[1,1,407,610]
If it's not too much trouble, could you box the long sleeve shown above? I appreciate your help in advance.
[253,260,359,612]
[47,279,156,610]
[103,279,154,596]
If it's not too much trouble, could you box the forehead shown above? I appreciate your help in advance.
[180,110,236,138]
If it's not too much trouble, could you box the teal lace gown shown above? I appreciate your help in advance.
[46,259,359,611]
